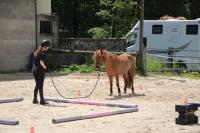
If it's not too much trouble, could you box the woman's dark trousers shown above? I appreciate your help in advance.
[33,70,45,102]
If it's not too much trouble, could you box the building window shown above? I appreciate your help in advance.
[186,25,198,35]
[40,21,52,34]
[152,25,163,34]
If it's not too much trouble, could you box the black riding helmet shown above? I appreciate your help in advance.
[40,40,50,47]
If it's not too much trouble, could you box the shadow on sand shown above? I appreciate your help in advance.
[106,93,145,100]
[42,103,68,108]
[0,72,72,82]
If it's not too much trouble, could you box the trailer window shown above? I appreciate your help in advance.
[152,25,163,34]
[126,33,137,47]
[186,25,198,35]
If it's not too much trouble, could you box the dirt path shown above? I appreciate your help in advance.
[0,73,200,133]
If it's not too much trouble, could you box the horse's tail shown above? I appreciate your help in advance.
[126,56,136,88]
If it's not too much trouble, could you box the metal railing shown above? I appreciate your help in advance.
[145,48,200,72]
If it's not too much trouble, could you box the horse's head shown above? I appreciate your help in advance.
[94,49,104,71]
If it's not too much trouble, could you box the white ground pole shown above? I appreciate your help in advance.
[45,97,138,123]
[189,102,200,107]
[0,97,23,125]
[0,97,23,104]
[52,107,138,123]
[45,97,137,108]
[0,119,19,125]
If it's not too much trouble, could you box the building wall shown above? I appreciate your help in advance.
[37,0,51,15]
[0,0,36,71]
[37,14,59,48]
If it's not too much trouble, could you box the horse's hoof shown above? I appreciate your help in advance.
[118,94,121,96]
[109,94,113,96]
[123,91,127,94]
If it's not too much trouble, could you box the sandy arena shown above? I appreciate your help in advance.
[0,73,200,133]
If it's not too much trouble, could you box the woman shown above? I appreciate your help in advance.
[32,40,50,105]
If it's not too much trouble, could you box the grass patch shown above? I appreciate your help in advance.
[146,55,165,70]
[0,69,27,74]
[52,64,105,73]
[179,71,200,79]
[0,64,105,74]
[146,55,200,79]
[149,71,200,79]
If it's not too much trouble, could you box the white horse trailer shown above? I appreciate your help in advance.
[126,18,200,71]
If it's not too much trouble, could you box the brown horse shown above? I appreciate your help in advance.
[94,49,136,96]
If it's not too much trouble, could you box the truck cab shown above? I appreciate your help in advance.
[126,22,140,52]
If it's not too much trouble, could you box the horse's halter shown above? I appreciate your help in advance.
[95,50,105,71]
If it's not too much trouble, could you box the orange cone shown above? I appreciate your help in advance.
[30,127,35,133]
[139,84,143,90]
[77,89,81,97]
[184,96,188,104]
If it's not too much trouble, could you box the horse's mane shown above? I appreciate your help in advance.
[102,50,111,55]
[94,49,112,56]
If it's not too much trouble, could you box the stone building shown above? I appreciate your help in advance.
[0,0,58,71]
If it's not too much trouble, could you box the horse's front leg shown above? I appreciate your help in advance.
[116,75,121,96]
[108,76,113,96]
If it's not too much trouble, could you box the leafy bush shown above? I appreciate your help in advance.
[69,64,80,71]
[78,64,95,73]
[87,27,109,38]
[53,64,106,74]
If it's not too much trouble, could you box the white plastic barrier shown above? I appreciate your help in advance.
[0,97,23,125]
[45,97,137,108]
[45,97,138,123]
[189,102,200,107]
[0,97,23,104]
[0,119,19,125]
[52,107,138,123]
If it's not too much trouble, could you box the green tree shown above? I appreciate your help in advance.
[52,0,101,38]
[96,0,138,38]
[190,0,200,19]
[52,0,74,36]
[52,0,197,38]
[144,0,190,19]
[87,27,109,38]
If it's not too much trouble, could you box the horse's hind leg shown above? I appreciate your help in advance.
[108,76,113,96]
[131,83,134,94]
[116,75,121,96]
[131,77,134,94]
[123,74,127,94]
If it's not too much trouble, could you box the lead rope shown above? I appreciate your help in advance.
[49,72,100,99]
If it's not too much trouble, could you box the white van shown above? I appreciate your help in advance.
[126,18,200,71]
